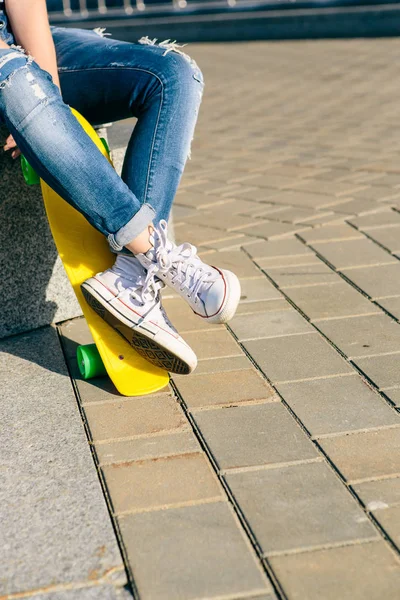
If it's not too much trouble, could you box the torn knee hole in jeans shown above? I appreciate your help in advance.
[138,36,199,69]
[0,50,33,89]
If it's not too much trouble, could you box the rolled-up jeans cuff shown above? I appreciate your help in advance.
[107,203,156,251]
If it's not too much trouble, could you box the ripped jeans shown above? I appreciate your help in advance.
[0,25,204,250]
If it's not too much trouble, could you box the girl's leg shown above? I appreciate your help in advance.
[51,27,204,224]
[0,48,153,251]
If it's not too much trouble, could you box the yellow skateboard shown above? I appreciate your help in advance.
[21,108,169,396]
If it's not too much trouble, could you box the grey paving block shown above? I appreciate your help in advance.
[243,333,353,383]
[353,477,400,510]
[243,237,314,259]
[175,369,277,408]
[176,354,252,376]
[229,309,313,341]
[319,428,400,482]
[285,281,380,320]
[183,329,240,360]
[277,375,398,436]
[372,506,400,550]
[84,395,186,441]
[270,542,400,600]
[366,226,400,253]
[312,238,395,268]
[256,254,320,268]
[226,462,376,555]
[236,220,307,240]
[299,224,363,243]
[377,296,400,320]
[290,178,365,197]
[354,353,400,389]
[236,299,291,315]
[264,262,337,288]
[193,402,317,470]
[119,503,270,600]
[239,277,284,301]
[198,249,260,278]
[350,210,400,230]
[268,191,345,208]
[102,453,223,513]
[0,328,125,596]
[317,314,400,358]
[96,430,200,465]
[342,264,400,299]
[383,388,400,407]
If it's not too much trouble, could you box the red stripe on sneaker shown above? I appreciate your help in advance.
[94,277,179,339]
[192,267,227,319]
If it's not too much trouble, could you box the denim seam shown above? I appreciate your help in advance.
[57,66,166,207]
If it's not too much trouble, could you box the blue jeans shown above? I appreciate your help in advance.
[0,17,203,250]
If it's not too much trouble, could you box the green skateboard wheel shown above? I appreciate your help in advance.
[100,137,110,156]
[77,343,107,380]
[20,155,40,185]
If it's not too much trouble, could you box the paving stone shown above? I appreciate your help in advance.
[84,395,186,441]
[285,281,380,320]
[59,317,94,359]
[239,277,283,301]
[244,333,353,383]
[349,209,400,230]
[312,238,395,268]
[181,210,259,232]
[202,234,260,251]
[183,329,240,360]
[353,477,400,510]
[236,299,291,315]
[377,296,400,320]
[355,353,400,389]
[268,191,347,209]
[226,462,376,554]
[96,430,200,465]
[230,309,313,341]
[119,502,270,599]
[316,314,400,358]
[277,375,398,436]
[318,428,400,482]
[236,220,308,240]
[291,179,365,197]
[175,369,277,408]
[194,403,317,470]
[198,249,260,278]
[174,191,233,209]
[174,354,253,376]
[372,506,400,551]
[366,226,400,253]
[0,327,125,595]
[103,453,223,514]
[342,264,400,299]
[256,254,320,268]
[264,262,337,288]
[243,237,314,259]
[270,542,400,600]
[175,223,231,246]
[299,224,363,243]
[327,198,385,215]
[383,388,400,407]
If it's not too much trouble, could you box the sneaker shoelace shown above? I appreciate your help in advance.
[112,256,165,323]
[144,220,218,306]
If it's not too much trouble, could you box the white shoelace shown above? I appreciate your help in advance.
[112,256,165,321]
[143,220,218,305]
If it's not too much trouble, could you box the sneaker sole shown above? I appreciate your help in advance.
[81,283,193,375]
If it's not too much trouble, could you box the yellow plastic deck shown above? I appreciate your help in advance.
[40,108,169,396]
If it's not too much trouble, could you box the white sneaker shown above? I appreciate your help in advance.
[136,220,241,324]
[81,255,197,374]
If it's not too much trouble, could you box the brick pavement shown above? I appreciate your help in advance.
[5,37,400,599]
